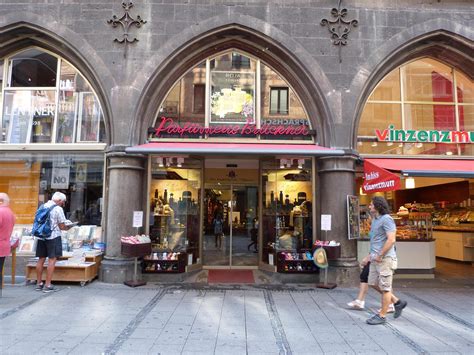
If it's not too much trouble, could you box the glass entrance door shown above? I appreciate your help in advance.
[203,184,259,267]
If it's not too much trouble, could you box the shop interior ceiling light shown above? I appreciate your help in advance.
[386,141,393,146]
[371,141,378,147]
[286,159,293,168]
[157,157,164,167]
[280,159,286,169]
[176,157,184,168]
[405,177,415,189]
[166,157,173,167]
[415,142,423,148]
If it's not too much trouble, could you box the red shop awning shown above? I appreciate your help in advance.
[366,158,474,178]
[362,160,401,193]
[126,142,346,156]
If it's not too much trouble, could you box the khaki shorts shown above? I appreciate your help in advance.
[368,257,397,292]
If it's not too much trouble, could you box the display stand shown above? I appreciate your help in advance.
[121,242,151,288]
[316,267,337,289]
[314,229,338,289]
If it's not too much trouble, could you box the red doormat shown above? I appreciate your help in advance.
[207,270,255,284]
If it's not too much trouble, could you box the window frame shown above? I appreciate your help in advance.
[269,86,289,115]
[357,57,474,157]
[0,46,106,147]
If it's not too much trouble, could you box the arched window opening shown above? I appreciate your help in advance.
[0,47,106,144]
[357,58,474,156]
[152,50,312,142]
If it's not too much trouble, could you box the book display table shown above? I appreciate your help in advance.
[25,254,102,287]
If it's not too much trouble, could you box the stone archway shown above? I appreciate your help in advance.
[350,27,474,148]
[0,19,114,143]
[132,20,336,147]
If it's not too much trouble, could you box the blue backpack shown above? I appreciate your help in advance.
[31,204,56,239]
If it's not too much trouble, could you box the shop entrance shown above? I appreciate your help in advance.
[203,159,259,268]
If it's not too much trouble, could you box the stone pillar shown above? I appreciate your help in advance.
[100,147,146,283]
[317,155,359,286]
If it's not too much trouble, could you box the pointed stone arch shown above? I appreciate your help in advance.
[0,15,114,144]
[132,16,336,147]
[350,20,474,147]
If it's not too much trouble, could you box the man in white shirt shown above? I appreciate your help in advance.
[35,192,74,293]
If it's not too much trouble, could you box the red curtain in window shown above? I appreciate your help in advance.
[430,71,464,154]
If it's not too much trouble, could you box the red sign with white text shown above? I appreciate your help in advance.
[362,160,401,193]
[153,117,310,138]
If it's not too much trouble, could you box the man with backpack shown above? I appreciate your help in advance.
[35,192,74,293]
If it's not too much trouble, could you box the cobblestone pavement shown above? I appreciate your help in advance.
[0,280,473,355]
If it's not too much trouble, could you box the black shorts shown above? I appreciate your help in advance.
[36,237,63,259]
[360,262,370,283]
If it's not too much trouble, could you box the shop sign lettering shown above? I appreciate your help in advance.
[375,125,474,143]
[4,105,56,117]
[153,117,311,137]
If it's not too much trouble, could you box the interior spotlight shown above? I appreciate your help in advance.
[166,157,173,167]
[286,159,293,168]
[371,142,378,147]
[280,159,286,169]
[157,157,164,167]
[176,157,184,168]
[297,159,304,169]
[415,142,423,148]
[386,141,393,146]
[405,177,415,189]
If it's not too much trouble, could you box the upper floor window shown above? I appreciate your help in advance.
[270,87,289,115]
[153,50,312,142]
[0,48,106,144]
[357,58,474,156]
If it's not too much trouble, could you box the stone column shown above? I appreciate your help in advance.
[100,147,146,283]
[317,155,359,286]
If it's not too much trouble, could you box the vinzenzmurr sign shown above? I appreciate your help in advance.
[375,125,474,143]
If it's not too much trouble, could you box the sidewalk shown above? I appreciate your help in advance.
[0,277,472,355]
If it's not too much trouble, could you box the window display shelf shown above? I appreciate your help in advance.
[142,252,187,273]
[276,251,318,273]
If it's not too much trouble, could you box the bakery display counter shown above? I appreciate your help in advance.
[433,225,474,233]
[433,229,474,262]
[357,239,435,278]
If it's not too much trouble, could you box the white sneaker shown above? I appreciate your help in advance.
[347,299,365,309]
[378,304,395,313]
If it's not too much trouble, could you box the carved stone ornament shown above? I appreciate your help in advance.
[321,0,358,63]
[107,1,147,57]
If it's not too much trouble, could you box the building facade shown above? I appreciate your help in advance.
[0,0,472,285]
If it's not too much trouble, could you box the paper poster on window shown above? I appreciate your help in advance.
[76,163,87,183]
[210,71,255,124]
[51,166,70,189]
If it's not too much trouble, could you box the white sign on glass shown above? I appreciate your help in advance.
[133,211,143,228]
[321,214,332,231]
[51,166,70,189]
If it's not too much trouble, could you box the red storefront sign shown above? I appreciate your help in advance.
[362,160,401,193]
[153,117,310,137]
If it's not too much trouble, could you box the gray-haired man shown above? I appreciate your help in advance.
[35,192,74,293]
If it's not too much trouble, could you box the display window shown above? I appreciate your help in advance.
[261,158,314,265]
[148,156,202,267]
[151,50,312,142]
[0,152,104,226]
[357,58,474,156]
[0,47,106,144]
